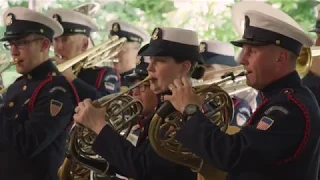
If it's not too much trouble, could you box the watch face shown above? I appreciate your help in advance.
[186,104,197,115]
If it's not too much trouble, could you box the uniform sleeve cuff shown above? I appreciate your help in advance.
[176,109,214,143]
[92,124,118,154]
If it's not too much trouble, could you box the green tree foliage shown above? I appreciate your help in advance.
[0,0,318,71]
[267,0,318,39]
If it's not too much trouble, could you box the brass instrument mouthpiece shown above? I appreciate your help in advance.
[55,54,62,59]
[12,58,18,64]
[237,70,248,77]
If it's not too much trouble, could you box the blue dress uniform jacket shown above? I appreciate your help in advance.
[230,97,252,127]
[73,66,120,100]
[91,94,197,180]
[0,60,79,180]
[302,72,320,105]
[176,71,320,180]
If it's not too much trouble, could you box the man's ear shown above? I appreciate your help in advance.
[277,49,288,65]
[40,38,50,52]
[180,60,192,75]
[82,37,89,52]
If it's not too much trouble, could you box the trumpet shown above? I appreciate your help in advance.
[56,35,126,75]
[59,76,152,180]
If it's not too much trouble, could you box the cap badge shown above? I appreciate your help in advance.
[5,14,13,26]
[152,28,159,40]
[245,15,250,28]
[136,56,141,64]
[53,14,58,21]
[52,14,61,23]
[199,43,206,53]
[112,23,119,32]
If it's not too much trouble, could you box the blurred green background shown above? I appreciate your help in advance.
[0,0,318,85]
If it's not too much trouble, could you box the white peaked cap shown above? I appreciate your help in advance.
[105,19,150,44]
[200,40,237,66]
[45,8,98,36]
[231,1,313,55]
[1,7,63,41]
[139,27,203,64]
[200,40,234,56]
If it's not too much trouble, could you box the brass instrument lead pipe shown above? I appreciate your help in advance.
[203,65,244,76]
[91,75,153,108]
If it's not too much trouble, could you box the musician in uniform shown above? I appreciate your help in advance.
[105,20,150,91]
[302,5,320,105]
[200,40,252,127]
[125,47,158,142]
[163,2,320,179]
[0,75,4,107]
[0,7,78,180]
[45,9,120,100]
[73,27,205,180]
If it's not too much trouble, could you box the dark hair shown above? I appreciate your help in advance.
[191,65,205,79]
[173,56,205,80]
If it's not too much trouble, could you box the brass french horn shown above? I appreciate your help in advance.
[59,76,152,180]
[148,72,246,180]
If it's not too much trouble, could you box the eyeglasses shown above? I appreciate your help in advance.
[3,38,43,50]
[133,83,150,92]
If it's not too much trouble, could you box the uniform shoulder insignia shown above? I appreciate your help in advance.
[104,74,118,81]
[236,113,247,126]
[256,116,274,131]
[50,99,63,117]
[49,86,67,93]
[264,106,288,115]
[104,82,115,91]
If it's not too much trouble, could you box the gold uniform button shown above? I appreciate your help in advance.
[9,102,14,107]
[52,72,57,76]
[27,74,32,80]
[23,85,27,90]
[15,114,18,119]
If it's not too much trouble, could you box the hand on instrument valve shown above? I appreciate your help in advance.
[163,77,205,113]
[52,55,76,81]
[73,99,107,134]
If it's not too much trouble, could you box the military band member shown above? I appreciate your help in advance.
[164,2,320,179]
[125,48,158,141]
[105,20,150,91]
[302,5,320,106]
[0,7,78,180]
[200,40,252,127]
[45,9,120,100]
[73,27,205,180]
